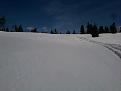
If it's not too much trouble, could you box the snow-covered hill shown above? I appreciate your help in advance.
[0,32,121,91]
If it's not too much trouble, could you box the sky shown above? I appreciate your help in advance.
[0,0,121,32]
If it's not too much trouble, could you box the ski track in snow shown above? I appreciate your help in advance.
[78,37,121,60]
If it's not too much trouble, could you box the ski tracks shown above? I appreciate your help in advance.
[78,37,121,60]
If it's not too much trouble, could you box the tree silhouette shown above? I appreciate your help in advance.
[6,28,9,32]
[80,25,85,34]
[73,30,76,34]
[86,22,90,34]
[66,30,70,34]
[110,22,117,34]
[91,24,99,37]
[104,26,110,33]
[18,25,23,32]
[54,28,58,34]
[87,22,92,34]
[31,28,37,32]
[50,29,54,34]
[120,27,121,33]
[0,16,6,31]
[99,26,104,33]
[14,25,24,32]
[15,25,19,32]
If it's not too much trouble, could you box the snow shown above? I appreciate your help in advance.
[88,33,121,44]
[0,32,121,91]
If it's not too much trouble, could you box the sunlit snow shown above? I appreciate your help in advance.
[0,32,121,91]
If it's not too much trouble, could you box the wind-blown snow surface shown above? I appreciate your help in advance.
[0,32,121,91]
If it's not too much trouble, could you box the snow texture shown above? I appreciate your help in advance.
[0,32,121,91]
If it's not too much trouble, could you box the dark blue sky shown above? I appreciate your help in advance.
[0,0,121,32]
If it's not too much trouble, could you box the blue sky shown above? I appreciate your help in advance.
[0,0,121,32]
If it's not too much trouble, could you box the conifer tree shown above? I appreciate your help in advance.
[15,25,19,32]
[91,24,99,37]
[54,28,58,34]
[87,22,92,34]
[50,29,54,34]
[104,26,110,33]
[110,22,117,34]
[66,30,70,34]
[120,27,121,33]
[81,25,85,34]
[18,25,23,32]
[73,30,76,34]
[0,16,6,31]
[6,28,9,32]
[31,28,37,32]
[99,26,104,33]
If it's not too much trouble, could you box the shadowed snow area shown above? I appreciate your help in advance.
[0,32,121,91]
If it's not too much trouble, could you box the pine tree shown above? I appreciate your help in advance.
[99,26,104,33]
[31,28,37,32]
[66,30,70,34]
[1,28,5,31]
[50,29,54,34]
[0,16,6,31]
[91,24,99,37]
[73,30,76,34]
[120,27,121,33]
[6,28,9,32]
[80,25,85,34]
[54,28,58,34]
[86,22,90,34]
[18,25,23,32]
[104,26,110,33]
[87,22,92,34]
[15,25,19,32]
[110,22,117,34]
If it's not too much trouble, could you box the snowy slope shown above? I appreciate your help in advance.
[0,32,121,91]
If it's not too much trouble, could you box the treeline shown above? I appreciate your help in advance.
[0,25,23,32]
[0,16,121,37]
[0,16,38,33]
[50,22,120,37]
